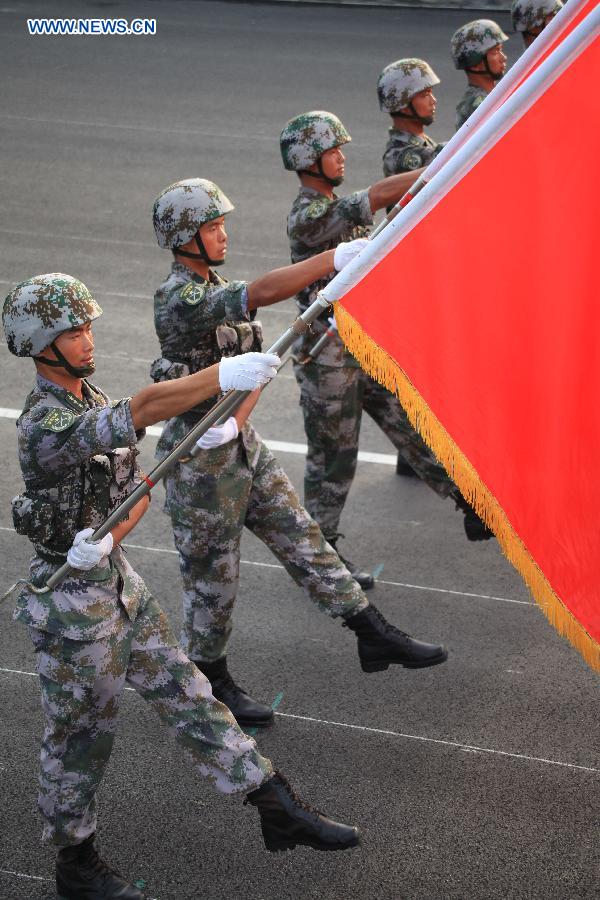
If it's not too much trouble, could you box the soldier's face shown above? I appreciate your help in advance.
[485,45,507,77]
[319,146,346,182]
[409,88,437,123]
[524,14,556,47]
[50,322,95,369]
[199,216,228,263]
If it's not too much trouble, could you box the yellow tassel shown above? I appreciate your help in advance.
[335,302,600,674]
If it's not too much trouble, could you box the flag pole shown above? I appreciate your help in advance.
[323,5,599,306]
[370,0,592,241]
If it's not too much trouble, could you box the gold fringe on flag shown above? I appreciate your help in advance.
[335,302,600,674]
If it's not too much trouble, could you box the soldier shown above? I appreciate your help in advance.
[377,59,447,478]
[512,0,563,47]
[281,110,493,567]
[452,20,510,130]
[3,273,364,899]
[151,178,448,729]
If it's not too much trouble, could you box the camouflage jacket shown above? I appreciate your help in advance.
[456,85,489,131]
[12,374,149,639]
[382,129,445,177]
[287,186,373,367]
[152,262,263,458]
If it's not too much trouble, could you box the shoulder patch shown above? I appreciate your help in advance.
[181,282,206,306]
[472,95,485,110]
[399,148,424,171]
[41,408,76,432]
[305,198,329,219]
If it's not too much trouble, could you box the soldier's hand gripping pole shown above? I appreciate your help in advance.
[36,293,332,593]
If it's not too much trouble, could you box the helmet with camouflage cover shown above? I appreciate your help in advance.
[153,178,234,250]
[279,111,351,172]
[3,273,102,359]
[511,0,562,34]
[377,58,441,114]
[451,20,509,70]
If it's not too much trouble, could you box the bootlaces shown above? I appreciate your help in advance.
[367,605,410,640]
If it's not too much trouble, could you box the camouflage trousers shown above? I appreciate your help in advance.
[29,593,272,847]
[294,360,456,540]
[163,426,367,663]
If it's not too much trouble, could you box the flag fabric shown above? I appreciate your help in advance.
[329,13,600,670]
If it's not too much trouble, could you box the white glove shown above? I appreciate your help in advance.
[327,315,338,332]
[196,416,239,450]
[333,238,369,271]
[219,352,281,392]
[67,528,114,571]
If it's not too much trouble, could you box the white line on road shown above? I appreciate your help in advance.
[0,868,53,883]
[0,527,527,606]
[0,667,596,775]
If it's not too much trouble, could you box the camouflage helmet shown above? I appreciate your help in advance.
[153,178,234,249]
[511,0,562,33]
[3,273,102,358]
[377,59,441,113]
[280,111,351,171]
[451,20,509,70]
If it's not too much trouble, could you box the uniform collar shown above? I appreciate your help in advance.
[170,261,225,286]
[35,373,98,413]
[297,185,338,201]
[387,128,435,148]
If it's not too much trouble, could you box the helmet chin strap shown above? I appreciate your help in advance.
[393,103,434,126]
[298,157,344,188]
[37,341,96,378]
[466,56,503,82]
[174,233,225,266]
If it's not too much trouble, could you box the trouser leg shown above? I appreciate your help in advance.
[164,442,251,663]
[126,596,272,793]
[362,375,456,499]
[244,442,367,618]
[30,626,129,847]
[293,360,364,540]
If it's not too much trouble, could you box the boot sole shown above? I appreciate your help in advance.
[361,651,448,672]
[264,834,361,852]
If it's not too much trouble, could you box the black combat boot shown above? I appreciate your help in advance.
[328,535,375,590]
[246,771,360,852]
[343,603,448,672]
[454,493,494,541]
[56,834,146,899]
[201,656,274,727]
[396,452,418,478]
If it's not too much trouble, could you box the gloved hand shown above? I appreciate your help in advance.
[219,352,281,392]
[67,528,114,571]
[196,416,239,450]
[333,238,369,272]
[327,315,338,332]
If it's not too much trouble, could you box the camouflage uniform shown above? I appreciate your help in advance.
[152,262,367,663]
[455,85,489,130]
[11,372,273,846]
[383,131,444,177]
[288,187,457,540]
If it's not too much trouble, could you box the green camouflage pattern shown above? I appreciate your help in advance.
[294,363,457,539]
[456,84,489,130]
[451,20,509,70]
[31,595,272,845]
[153,179,234,249]
[3,274,102,357]
[152,262,367,661]
[383,130,445,177]
[12,375,148,638]
[511,0,563,32]
[377,58,440,114]
[280,111,351,171]
[287,185,373,367]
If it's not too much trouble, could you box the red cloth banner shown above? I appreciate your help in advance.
[335,25,600,669]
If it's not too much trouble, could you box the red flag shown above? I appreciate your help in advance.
[329,13,600,670]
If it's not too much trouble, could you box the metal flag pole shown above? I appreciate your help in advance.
[371,0,591,241]
[37,294,332,593]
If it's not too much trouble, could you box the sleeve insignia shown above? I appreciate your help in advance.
[399,148,423,171]
[181,282,206,306]
[41,408,76,432]
[306,198,329,219]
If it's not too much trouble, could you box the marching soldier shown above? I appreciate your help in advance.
[3,274,363,899]
[452,20,510,130]
[511,0,563,47]
[151,177,449,729]
[281,110,493,566]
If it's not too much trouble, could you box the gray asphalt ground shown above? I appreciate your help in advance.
[1,2,598,898]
